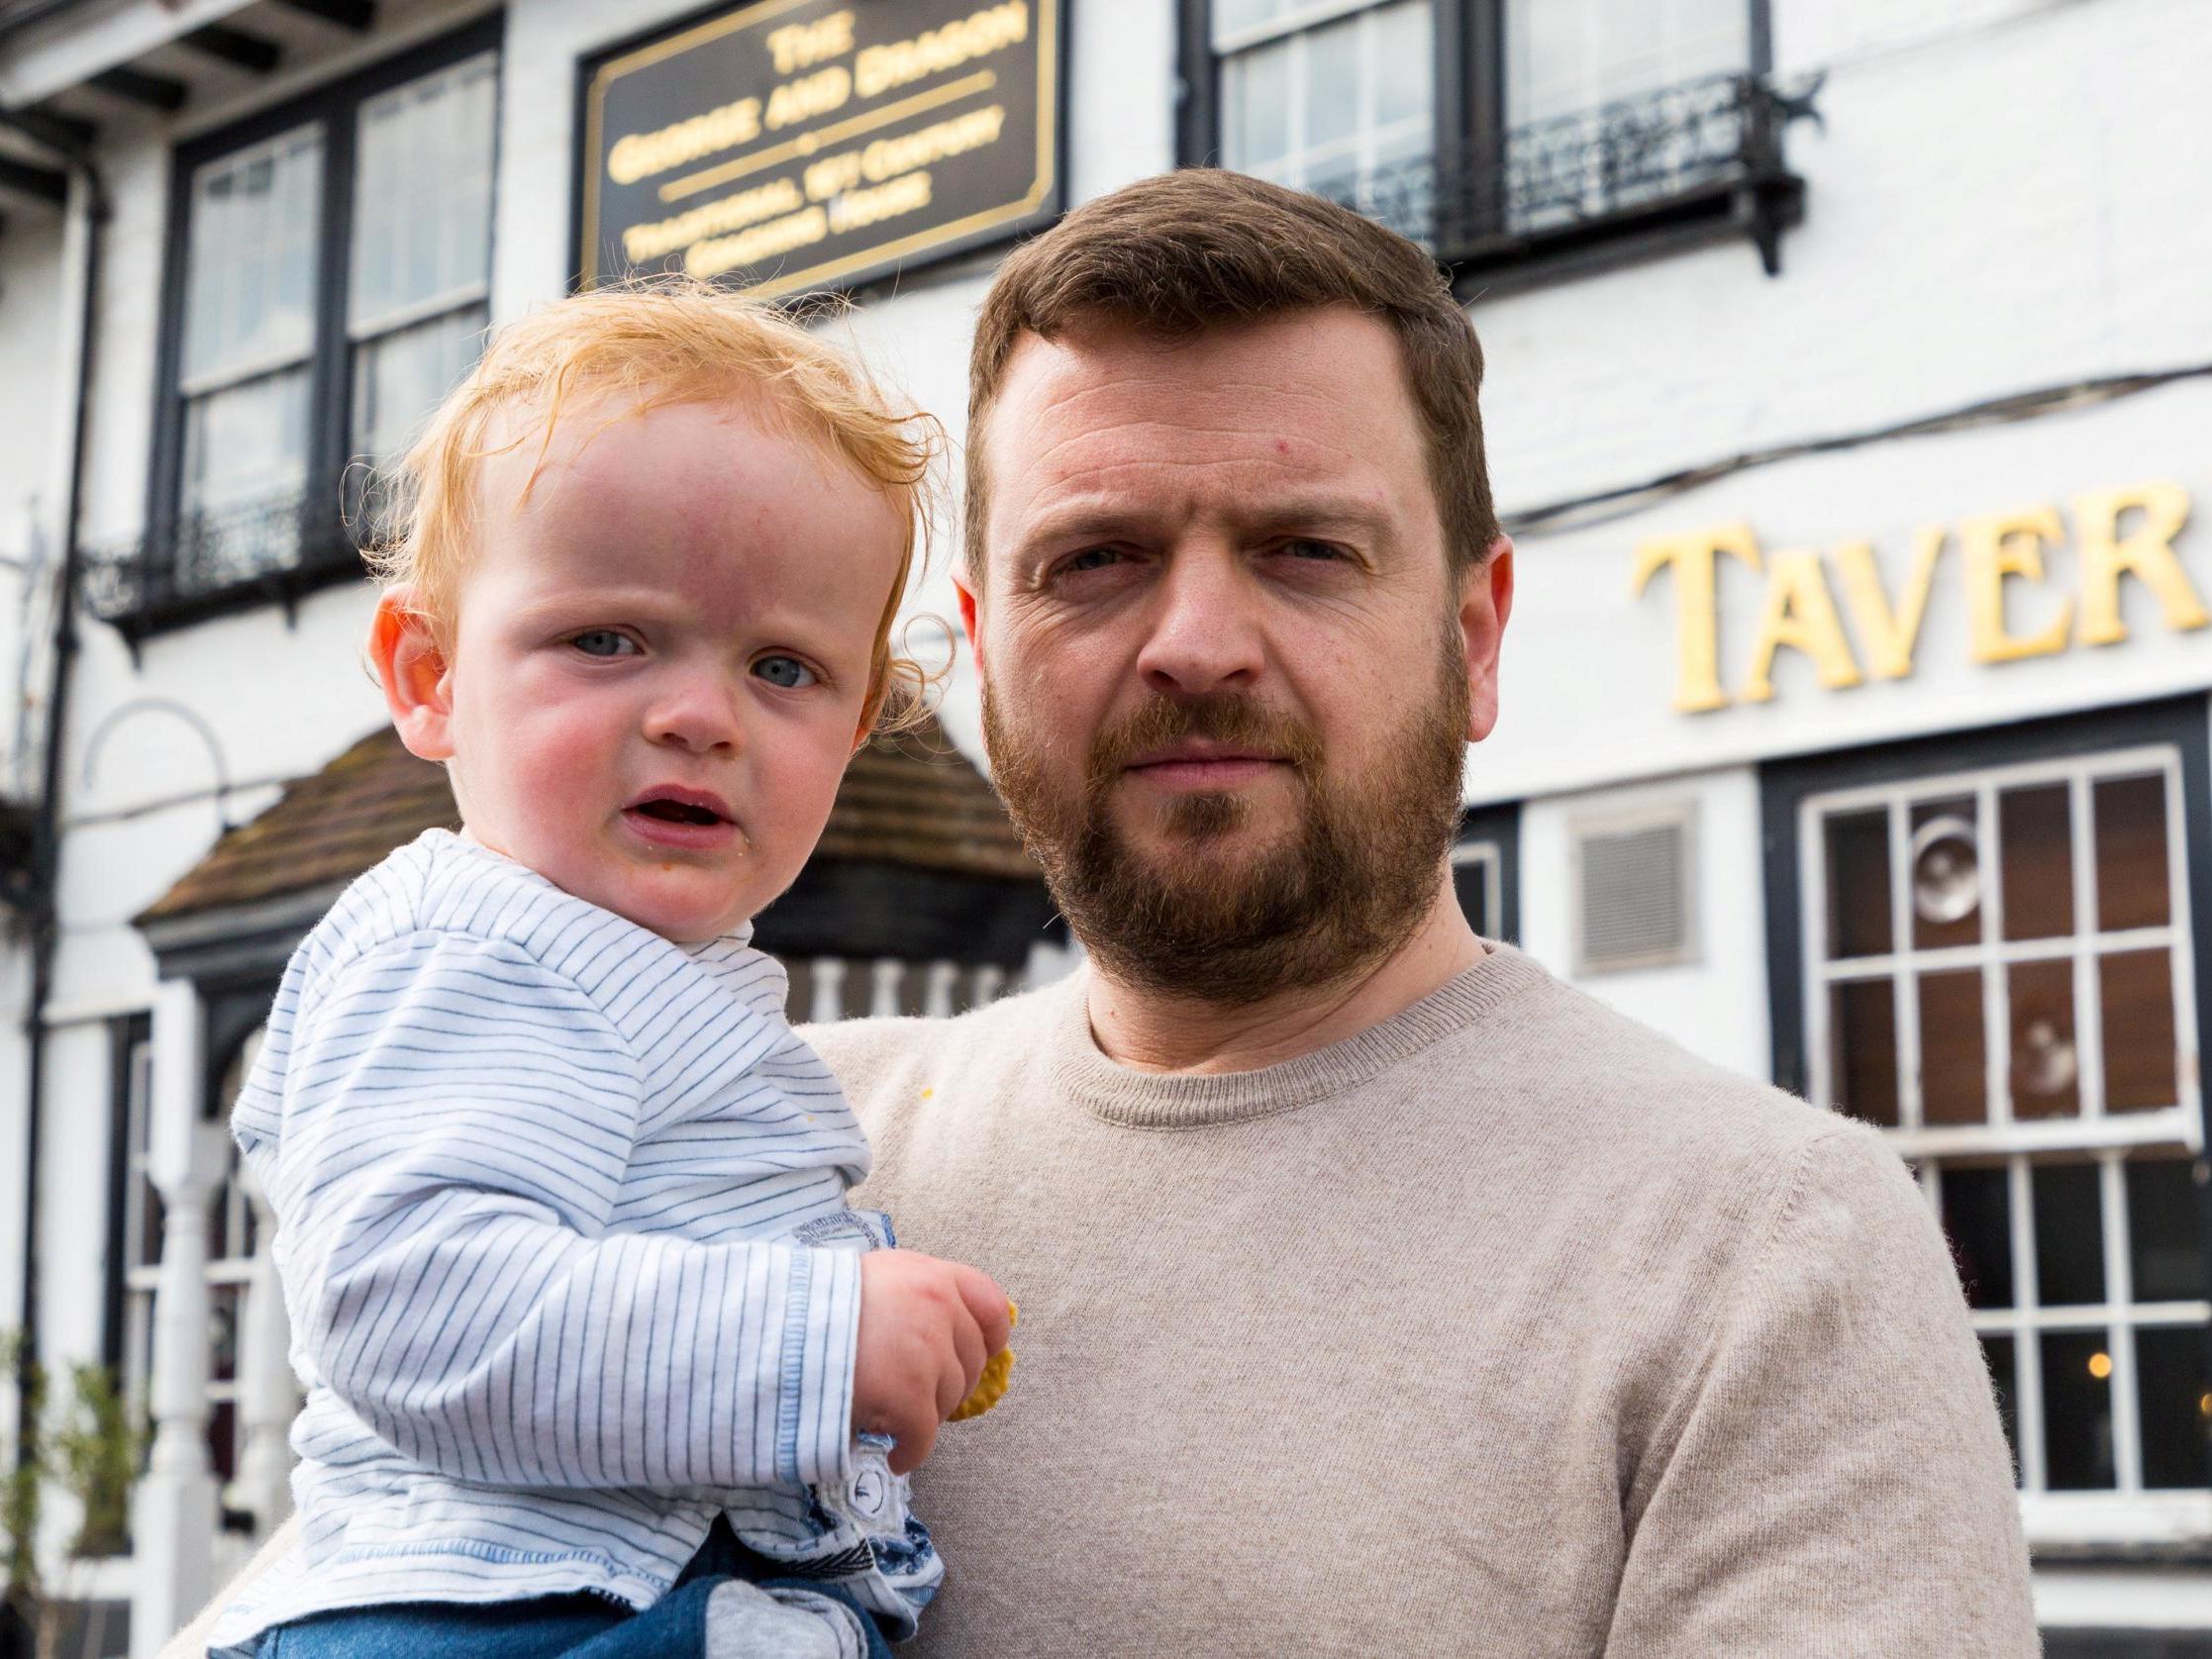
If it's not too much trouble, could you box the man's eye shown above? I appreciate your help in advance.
[569,629,639,657]
[754,654,818,689]
[1061,547,1121,575]
[1280,539,1345,561]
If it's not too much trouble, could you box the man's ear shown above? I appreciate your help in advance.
[1460,537,1515,744]
[368,589,457,762]
[954,566,985,675]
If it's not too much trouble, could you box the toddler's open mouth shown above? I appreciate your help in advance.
[622,787,740,850]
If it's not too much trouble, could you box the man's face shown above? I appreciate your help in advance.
[962,308,1512,1003]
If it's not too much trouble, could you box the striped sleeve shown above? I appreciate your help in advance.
[253,930,860,1492]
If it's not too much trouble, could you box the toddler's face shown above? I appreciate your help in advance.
[411,395,905,942]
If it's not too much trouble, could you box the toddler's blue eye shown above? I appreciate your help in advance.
[754,654,817,689]
[570,630,637,658]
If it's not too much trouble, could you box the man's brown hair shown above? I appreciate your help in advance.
[964,168,1500,577]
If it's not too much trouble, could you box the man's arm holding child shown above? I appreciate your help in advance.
[1605,1126,2038,1654]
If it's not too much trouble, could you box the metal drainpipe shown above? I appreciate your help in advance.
[8,118,108,1472]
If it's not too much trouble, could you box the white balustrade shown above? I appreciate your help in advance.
[808,957,846,1023]
[232,1168,295,1534]
[923,961,960,1020]
[868,957,904,1018]
[131,980,224,1659]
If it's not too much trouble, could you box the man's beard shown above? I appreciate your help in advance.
[984,634,1471,1007]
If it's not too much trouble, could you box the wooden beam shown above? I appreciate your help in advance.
[178,23,282,74]
[270,0,375,32]
[5,105,98,150]
[0,153,67,207]
[87,64,188,113]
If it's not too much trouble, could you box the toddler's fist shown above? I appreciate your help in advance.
[853,1250,1011,1475]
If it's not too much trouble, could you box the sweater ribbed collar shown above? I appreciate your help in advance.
[1047,945,1548,1130]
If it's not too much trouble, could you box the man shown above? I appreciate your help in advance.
[815,170,2038,1655]
[169,171,2036,1656]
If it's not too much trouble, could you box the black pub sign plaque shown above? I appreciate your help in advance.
[578,0,1063,298]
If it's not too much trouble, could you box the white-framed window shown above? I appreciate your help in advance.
[348,51,498,467]
[154,25,500,604]
[118,1025,157,1430]
[1801,744,2207,1509]
[177,126,324,580]
[1452,840,1502,940]
[1199,0,1771,256]
[1215,0,1435,203]
[1505,0,1752,127]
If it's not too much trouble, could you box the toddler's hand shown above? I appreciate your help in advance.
[853,1249,1011,1475]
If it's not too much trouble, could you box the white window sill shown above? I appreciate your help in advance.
[2022,1490,2212,1549]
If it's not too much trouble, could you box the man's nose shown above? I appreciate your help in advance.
[645,671,744,754]
[1134,545,1264,697]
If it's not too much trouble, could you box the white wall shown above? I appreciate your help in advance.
[1517,766,1772,1081]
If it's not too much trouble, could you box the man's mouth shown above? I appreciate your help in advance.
[1124,742,1288,791]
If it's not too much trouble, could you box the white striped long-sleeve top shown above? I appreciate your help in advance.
[205,830,874,1651]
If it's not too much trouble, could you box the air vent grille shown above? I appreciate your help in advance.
[1573,810,1696,973]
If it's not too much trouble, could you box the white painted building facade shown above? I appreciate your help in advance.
[0,0,2208,1652]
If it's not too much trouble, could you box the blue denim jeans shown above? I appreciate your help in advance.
[257,1518,894,1659]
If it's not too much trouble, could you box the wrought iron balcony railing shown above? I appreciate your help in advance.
[1312,71,1823,279]
[82,487,367,640]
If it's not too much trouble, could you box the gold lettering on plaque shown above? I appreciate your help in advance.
[1961,504,2072,664]
[2072,480,2208,646]
[1630,522,1761,715]
[1832,527,1944,681]
[1742,549,1864,702]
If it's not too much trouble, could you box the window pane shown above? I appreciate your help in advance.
[1371,0,1433,134]
[1999,783,2073,941]
[2033,1162,2105,1308]
[1909,797,1981,951]
[182,369,311,515]
[2007,957,2079,1121]
[2128,1158,2207,1304]
[182,128,323,382]
[2042,1328,2117,1490]
[352,54,497,330]
[2102,949,2179,1113]
[1506,0,1586,126]
[352,304,488,466]
[1302,16,1362,160]
[1942,1165,2014,1310]
[1830,979,1898,1127]
[1980,1333,2019,1478]
[1507,0,1749,123]
[1452,848,1496,938]
[1212,0,1292,44]
[2136,1326,2212,1490]
[2095,773,2171,932]
[1823,808,1892,960]
[1917,970,1986,1125]
[1222,39,1291,173]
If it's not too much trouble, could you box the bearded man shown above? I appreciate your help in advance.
[167,171,2037,1659]
[819,170,2039,1656]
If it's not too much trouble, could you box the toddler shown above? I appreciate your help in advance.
[204,284,1010,1659]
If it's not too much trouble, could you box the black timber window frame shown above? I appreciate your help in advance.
[100,1012,152,1378]
[1174,0,1810,291]
[110,14,505,644]
[1761,696,2212,1509]
[1456,801,1521,943]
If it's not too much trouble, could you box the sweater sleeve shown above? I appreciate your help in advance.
[250,930,859,1493]
[1604,1125,2040,1657]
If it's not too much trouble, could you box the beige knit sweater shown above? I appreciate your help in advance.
[166,947,2037,1657]
[821,948,2039,1657]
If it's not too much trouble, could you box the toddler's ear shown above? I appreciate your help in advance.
[369,589,456,762]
